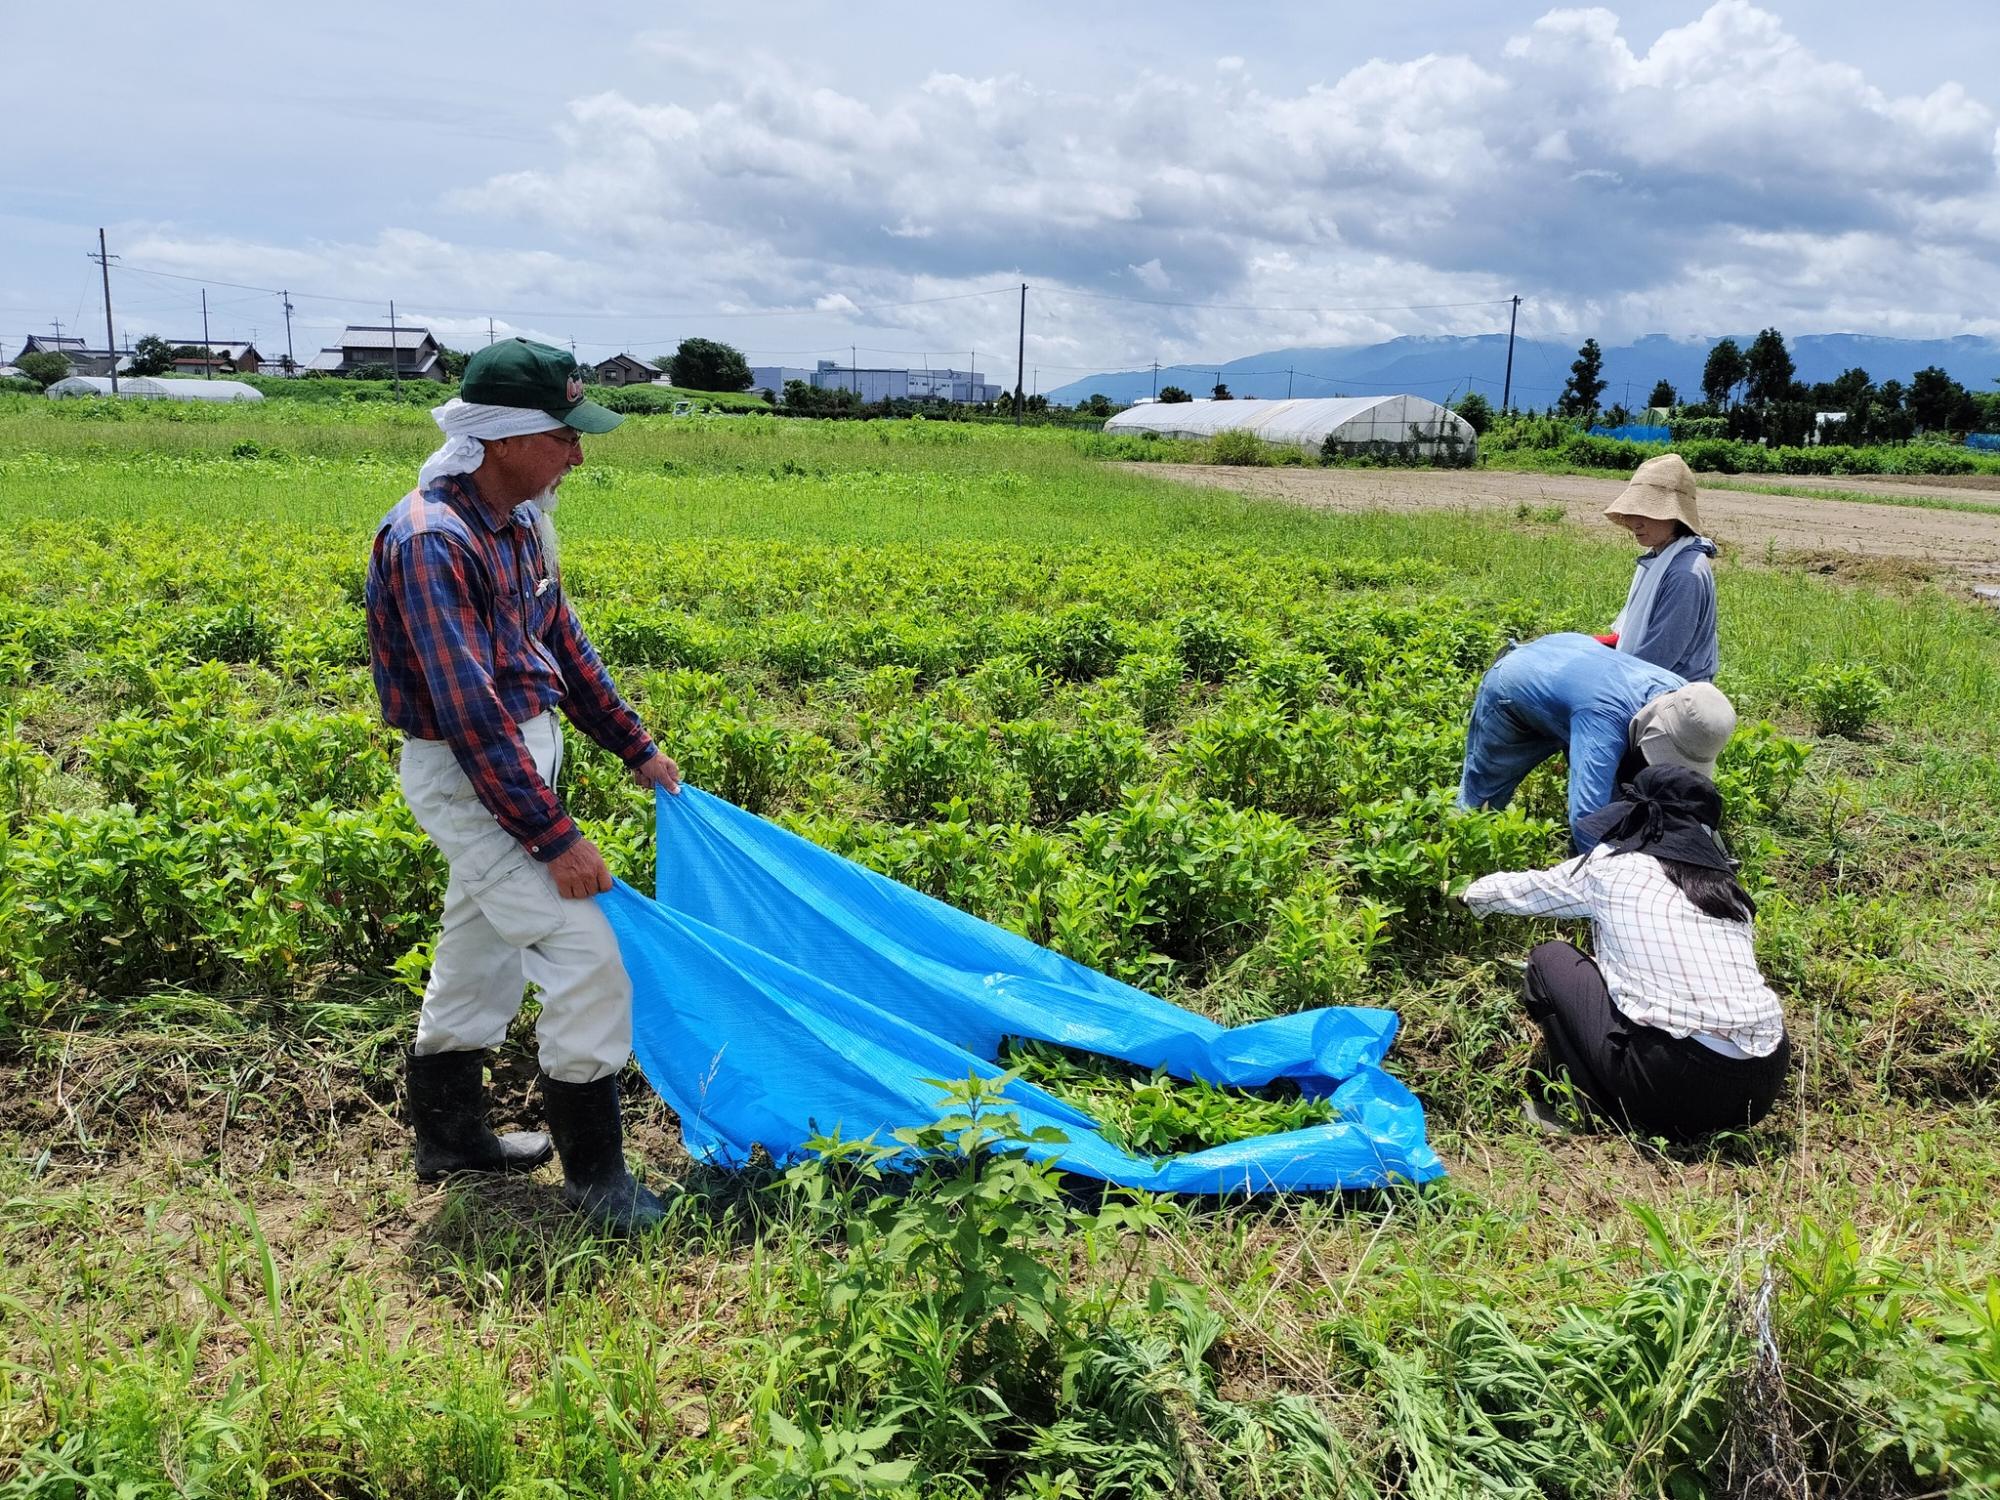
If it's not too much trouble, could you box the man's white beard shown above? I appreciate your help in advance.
[530,483,560,578]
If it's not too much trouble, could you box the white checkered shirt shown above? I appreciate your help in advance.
[1463,847,1786,1057]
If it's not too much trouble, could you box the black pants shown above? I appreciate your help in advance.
[1522,940,1790,1142]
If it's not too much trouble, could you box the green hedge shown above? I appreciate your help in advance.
[1525,434,1993,478]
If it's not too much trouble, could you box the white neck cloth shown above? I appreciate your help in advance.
[418,398,565,491]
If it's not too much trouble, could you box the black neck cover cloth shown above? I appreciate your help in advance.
[1571,763,1736,872]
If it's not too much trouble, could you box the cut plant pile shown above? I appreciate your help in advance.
[1001,1039,1342,1154]
[0,397,1995,1496]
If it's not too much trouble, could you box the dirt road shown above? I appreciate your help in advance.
[1134,464,2000,586]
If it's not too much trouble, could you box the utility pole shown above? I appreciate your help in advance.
[1287,366,1294,399]
[49,316,64,342]
[1013,281,1026,425]
[487,317,495,346]
[200,289,212,378]
[281,290,296,377]
[91,228,119,394]
[387,299,402,395]
[1501,294,1521,412]
[1151,359,1159,399]
[852,344,858,400]
[970,350,976,405]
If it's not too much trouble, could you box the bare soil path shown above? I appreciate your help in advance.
[1133,464,2000,586]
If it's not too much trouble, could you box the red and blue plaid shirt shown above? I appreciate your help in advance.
[366,476,655,862]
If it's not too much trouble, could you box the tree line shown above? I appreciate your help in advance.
[1545,329,1998,445]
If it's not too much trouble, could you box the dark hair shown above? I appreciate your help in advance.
[1671,520,1696,539]
[1657,856,1756,922]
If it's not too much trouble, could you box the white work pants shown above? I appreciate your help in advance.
[400,712,632,1083]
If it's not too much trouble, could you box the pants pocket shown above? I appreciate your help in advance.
[465,854,566,948]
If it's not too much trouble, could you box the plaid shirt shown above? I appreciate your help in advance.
[1464,847,1785,1056]
[366,477,654,862]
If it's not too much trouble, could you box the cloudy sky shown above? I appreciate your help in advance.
[7,1,1999,381]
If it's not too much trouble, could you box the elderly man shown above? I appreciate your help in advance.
[366,338,678,1233]
[1458,632,1735,849]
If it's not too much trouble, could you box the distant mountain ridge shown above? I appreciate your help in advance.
[1045,333,2000,409]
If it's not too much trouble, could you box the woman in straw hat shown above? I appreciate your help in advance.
[1461,763,1789,1140]
[1597,452,1718,683]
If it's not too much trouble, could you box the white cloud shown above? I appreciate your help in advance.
[70,5,2000,374]
[439,1,1997,367]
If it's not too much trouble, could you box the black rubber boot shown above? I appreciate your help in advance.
[540,1073,666,1233]
[406,1048,553,1182]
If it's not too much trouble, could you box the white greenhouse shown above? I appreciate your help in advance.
[45,375,263,402]
[1105,394,1474,461]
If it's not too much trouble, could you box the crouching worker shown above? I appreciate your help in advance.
[1596,453,1719,683]
[1458,631,1735,846]
[1461,765,1789,1141]
[366,337,681,1232]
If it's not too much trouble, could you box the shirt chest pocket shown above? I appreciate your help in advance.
[520,571,558,640]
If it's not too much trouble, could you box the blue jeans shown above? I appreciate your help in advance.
[1457,674,1559,814]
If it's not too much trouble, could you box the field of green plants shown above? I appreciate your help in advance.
[0,395,1996,1497]
[1477,413,2000,483]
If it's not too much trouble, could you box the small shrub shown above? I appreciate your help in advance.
[1020,604,1125,682]
[967,652,1047,719]
[165,603,277,664]
[1207,429,1270,466]
[590,605,727,670]
[1114,652,1183,728]
[1174,610,1260,683]
[1792,664,1890,737]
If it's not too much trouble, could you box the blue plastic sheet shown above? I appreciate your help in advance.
[598,786,1443,1194]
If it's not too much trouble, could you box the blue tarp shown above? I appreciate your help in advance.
[599,786,1443,1195]
[1588,424,1672,444]
[1967,433,2000,453]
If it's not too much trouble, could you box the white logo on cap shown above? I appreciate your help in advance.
[565,373,583,404]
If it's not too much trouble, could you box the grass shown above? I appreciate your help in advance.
[0,397,1996,1495]
[1699,475,2000,515]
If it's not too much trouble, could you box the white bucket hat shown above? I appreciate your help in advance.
[1606,452,1702,534]
[1631,683,1736,780]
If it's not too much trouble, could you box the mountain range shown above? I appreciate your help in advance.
[1043,333,2000,409]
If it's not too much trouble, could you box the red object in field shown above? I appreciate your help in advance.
[1593,633,1619,647]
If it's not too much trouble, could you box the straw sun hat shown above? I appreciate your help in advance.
[1605,452,1702,534]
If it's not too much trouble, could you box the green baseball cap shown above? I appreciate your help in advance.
[460,338,622,434]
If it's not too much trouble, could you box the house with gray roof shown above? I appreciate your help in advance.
[305,324,448,380]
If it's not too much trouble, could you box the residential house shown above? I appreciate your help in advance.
[11,336,133,377]
[13,334,94,371]
[305,324,448,380]
[169,341,262,376]
[593,353,656,387]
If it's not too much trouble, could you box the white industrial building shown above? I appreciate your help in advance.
[907,366,1001,403]
[749,360,1000,405]
[1105,395,1477,460]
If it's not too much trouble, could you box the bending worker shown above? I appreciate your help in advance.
[1597,453,1719,682]
[366,338,679,1233]
[1461,765,1790,1140]
[1458,632,1736,845]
